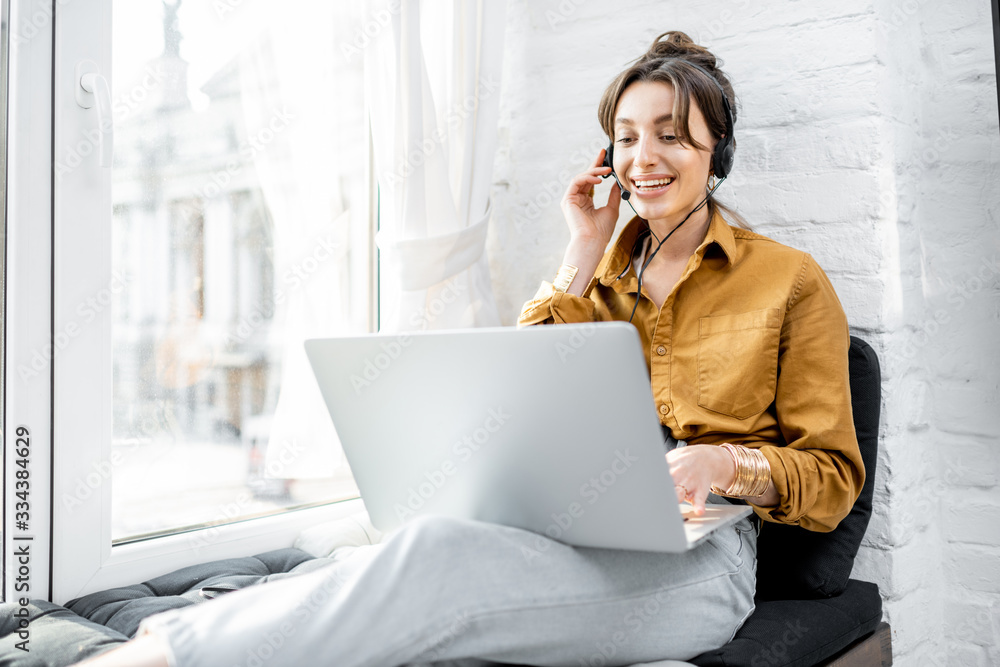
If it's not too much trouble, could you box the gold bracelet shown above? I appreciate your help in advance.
[711,444,771,498]
[552,264,579,293]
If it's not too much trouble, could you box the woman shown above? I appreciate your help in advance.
[83,31,863,667]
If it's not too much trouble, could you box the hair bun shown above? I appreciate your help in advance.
[642,31,718,71]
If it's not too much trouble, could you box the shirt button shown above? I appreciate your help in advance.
[659,404,670,415]
[656,345,667,356]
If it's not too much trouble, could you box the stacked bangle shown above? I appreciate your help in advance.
[711,443,771,498]
[552,264,579,293]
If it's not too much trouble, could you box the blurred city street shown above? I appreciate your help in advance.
[110,439,359,540]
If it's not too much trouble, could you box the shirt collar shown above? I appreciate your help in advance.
[598,209,738,287]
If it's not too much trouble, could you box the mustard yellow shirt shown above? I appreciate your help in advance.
[517,212,864,532]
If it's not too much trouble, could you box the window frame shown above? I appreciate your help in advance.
[1,0,377,604]
[3,0,55,603]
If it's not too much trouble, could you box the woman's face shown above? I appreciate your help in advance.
[612,80,716,226]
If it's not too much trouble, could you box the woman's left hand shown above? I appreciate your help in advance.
[666,445,736,516]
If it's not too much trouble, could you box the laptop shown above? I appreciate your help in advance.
[304,322,751,552]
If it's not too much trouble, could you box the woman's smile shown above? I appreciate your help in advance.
[631,174,675,198]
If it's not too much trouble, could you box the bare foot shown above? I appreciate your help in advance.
[76,634,171,667]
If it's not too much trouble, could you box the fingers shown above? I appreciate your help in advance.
[674,483,707,515]
[565,170,606,199]
[605,178,622,209]
[564,149,613,204]
[674,484,689,504]
[592,147,608,168]
[691,488,707,516]
[563,172,614,215]
[667,448,709,516]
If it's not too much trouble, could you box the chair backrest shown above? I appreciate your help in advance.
[754,335,882,600]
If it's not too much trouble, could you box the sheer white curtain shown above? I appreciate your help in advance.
[239,2,365,479]
[366,0,507,331]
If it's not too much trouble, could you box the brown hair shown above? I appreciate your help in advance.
[598,31,749,229]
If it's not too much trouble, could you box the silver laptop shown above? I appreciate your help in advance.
[304,322,751,552]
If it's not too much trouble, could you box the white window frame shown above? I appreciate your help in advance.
[3,0,55,604]
[2,0,377,604]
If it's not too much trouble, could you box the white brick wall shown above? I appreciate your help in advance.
[487,0,1000,662]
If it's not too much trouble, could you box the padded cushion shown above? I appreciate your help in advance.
[754,336,881,600]
[64,548,318,637]
[690,579,883,667]
[0,599,128,666]
[0,548,327,666]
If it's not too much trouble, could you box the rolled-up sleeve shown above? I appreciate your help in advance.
[516,278,600,327]
[751,254,866,532]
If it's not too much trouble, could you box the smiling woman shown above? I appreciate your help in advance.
[76,30,863,667]
[2,0,993,661]
[520,29,862,529]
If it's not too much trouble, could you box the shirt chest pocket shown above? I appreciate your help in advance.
[697,308,782,419]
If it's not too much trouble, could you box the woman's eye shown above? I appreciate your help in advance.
[661,135,677,142]
[616,137,634,144]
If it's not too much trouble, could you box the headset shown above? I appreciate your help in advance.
[599,60,737,323]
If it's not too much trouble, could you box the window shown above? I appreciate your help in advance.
[2,0,377,602]
[107,1,370,541]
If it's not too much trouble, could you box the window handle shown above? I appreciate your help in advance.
[76,60,114,168]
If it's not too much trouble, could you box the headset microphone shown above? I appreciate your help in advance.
[602,141,631,201]
[624,177,725,324]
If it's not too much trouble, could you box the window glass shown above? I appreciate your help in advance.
[110,0,368,541]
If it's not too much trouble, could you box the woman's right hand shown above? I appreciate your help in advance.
[560,148,622,250]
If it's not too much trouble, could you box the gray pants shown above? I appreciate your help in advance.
[140,514,757,667]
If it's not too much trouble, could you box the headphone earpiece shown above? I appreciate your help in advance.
[712,134,734,180]
[711,92,736,179]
